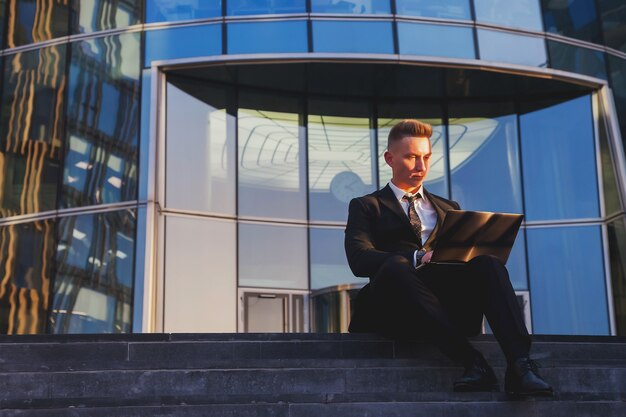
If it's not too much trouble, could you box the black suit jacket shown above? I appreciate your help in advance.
[344,184,460,332]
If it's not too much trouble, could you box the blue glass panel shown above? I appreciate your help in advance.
[51,210,136,334]
[541,0,601,43]
[548,40,607,80]
[310,228,362,290]
[598,0,626,53]
[474,0,543,31]
[71,0,142,33]
[527,226,608,335]
[139,70,151,202]
[311,0,390,14]
[398,22,475,59]
[507,230,528,290]
[449,110,523,214]
[395,0,471,20]
[228,0,306,15]
[145,0,221,23]
[607,216,626,335]
[63,34,140,208]
[228,21,307,54]
[313,21,393,53]
[144,24,222,66]
[477,29,547,67]
[520,95,600,221]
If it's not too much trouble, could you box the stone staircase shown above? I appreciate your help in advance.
[0,333,624,416]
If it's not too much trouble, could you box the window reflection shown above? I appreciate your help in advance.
[395,0,470,19]
[5,0,69,47]
[308,107,375,222]
[166,79,235,215]
[520,95,600,221]
[50,210,135,333]
[397,22,475,59]
[474,0,543,31]
[228,0,306,15]
[547,40,607,80]
[541,0,601,43]
[311,0,390,14]
[607,55,626,143]
[238,94,305,220]
[598,0,626,53]
[145,0,221,22]
[145,24,222,67]
[238,223,308,289]
[310,227,361,290]
[63,34,140,208]
[477,29,547,67]
[527,225,608,335]
[71,0,141,33]
[312,20,394,53]
[0,219,55,334]
[228,21,308,54]
[0,46,66,217]
[448,104,523,214]
[377,118,447,197]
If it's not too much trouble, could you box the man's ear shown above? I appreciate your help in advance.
[384,150,393,167]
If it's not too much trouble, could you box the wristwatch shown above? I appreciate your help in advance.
[415,249,427,266]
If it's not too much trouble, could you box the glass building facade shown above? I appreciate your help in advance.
[0,0,624,336]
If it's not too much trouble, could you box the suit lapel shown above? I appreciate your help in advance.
[377,184,412,228]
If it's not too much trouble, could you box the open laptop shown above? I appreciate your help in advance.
[417,210,523,269]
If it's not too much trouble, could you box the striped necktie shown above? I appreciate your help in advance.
[402,193,423,247]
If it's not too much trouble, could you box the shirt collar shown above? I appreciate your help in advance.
[388,181,424,202]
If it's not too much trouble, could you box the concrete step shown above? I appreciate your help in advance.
[0,334,624,414]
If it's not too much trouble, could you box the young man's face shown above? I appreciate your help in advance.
[384,136,431,192]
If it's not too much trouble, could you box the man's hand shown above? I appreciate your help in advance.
[422,251,433,264]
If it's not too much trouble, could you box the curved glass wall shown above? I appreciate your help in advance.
[0,0,624,336]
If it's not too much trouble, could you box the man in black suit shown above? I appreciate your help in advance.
[345,119,553,396]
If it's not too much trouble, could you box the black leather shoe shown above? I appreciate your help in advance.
[505,357,554,397]
[453,354,499,392]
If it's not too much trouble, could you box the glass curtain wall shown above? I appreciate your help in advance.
[162,71,615,335]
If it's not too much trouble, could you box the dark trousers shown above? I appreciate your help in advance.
[370,254,530,365]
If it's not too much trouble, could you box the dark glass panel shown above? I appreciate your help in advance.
[607,55,626,145]
[228,0,305,15]
[520,95,600,221]
[608,216,626,335]
[547,40,607,80]
[397,22,475,59]
[448,102,523,214]
[5,0,69,47]
[310,227,361,290]
[312,20,393,54]
[71,0,142,33]
[599,0,626,52]
[0,219,55,334]
[311,0,390,14]
[62,33,140,208]
[474,0,543,31]
[308,99,376,223]
[50,209,135,333]
[0,46,66,217]
[145,0,221,23]
[238,91,306,220]
[144,24,222,67]
[477,29,547,67]
[0,0,6,49]
[541,0,601,43]
[395,0,471,20]
[228,20,307,54]
[527,225,608,335]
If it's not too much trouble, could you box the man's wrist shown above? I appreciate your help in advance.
[415,249,427,265]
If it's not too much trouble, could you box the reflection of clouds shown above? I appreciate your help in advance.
[448,118,497,173]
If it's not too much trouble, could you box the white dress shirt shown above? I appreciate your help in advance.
[388,181,438,266]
